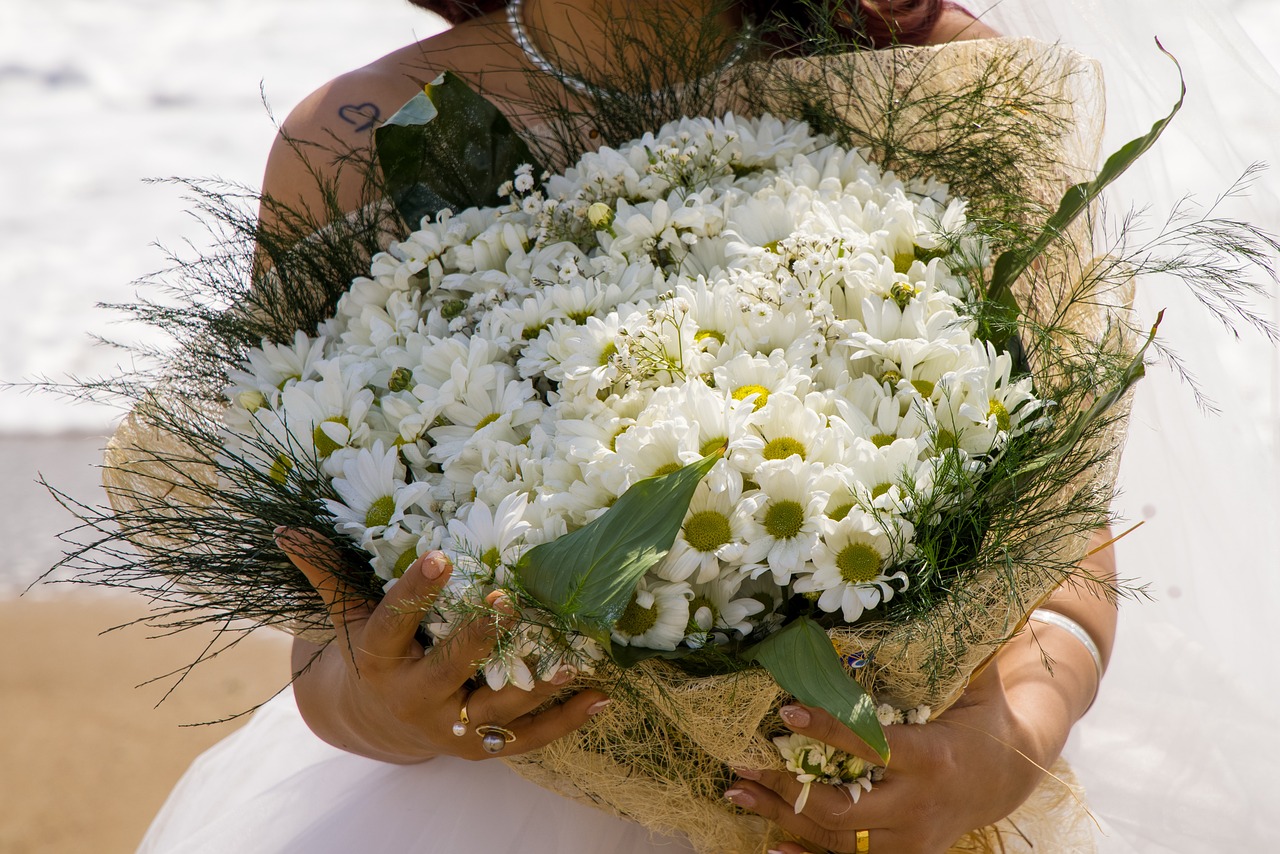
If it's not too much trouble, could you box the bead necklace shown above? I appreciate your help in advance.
[506,0,750,95]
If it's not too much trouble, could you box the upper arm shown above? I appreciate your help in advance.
[259,69,418,236]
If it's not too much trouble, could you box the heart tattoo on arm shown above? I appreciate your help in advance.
[337,102,382,134]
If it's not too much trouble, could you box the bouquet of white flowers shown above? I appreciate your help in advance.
[46,31,1277,854]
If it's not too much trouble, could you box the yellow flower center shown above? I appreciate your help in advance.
[392,549,419,577]
[828,502,854,522]
[911,379,935,398]
[699,436,728,456]
[312,416,348,457]
[684,510,732,552]
[365,496,396,528]
[870,483,892,500]
[695,329,726,345]
[732,384,771,410]
[615,592,659,637]
[652,462,683,477]
[598,341,618,366]
[481,546,501,569]
[764,500,805,539]
[268,452,294,485]
[837,542,883,585]
[763,437,806,461]
[988,398,1011,431]
[869,433,895,448]
[892,251,916,274]
[475,412,501,430]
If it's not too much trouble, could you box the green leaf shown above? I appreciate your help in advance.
[513,452,720,636]
[374,72,543,227]
[984,43,1187,321]
[745,617,889,762]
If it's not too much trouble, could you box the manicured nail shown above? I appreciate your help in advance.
[767,849,785,854]
[492,595,515,615]
[586,698,612,715]
[731,766,761,781]
[420,551,447,580]
[550,665,577,686]
[780,705,811,727]
[724,788,756,808]
[273,525,286,536]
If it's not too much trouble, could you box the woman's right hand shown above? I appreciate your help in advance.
[278,528,611,764]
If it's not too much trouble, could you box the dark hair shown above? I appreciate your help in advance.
[407,0,946,49]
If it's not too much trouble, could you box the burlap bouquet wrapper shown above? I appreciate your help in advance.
[101,38,1128,854]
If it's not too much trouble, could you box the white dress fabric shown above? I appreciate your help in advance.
[974,2,1280,851]
[140,4,1280,852]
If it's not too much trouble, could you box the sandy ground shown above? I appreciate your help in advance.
[0,435,292,853]
[0,595,292,854]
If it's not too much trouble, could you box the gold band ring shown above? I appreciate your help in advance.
[855,829,870,853]
[477,724,518,754]
[451,697,471,737]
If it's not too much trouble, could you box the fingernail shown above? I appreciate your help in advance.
[550,665,576,686]
[724,788,756,808]
[780,705,811,727]
[730,766,761,781]
[767,850,785,854]
[420,551,447,580]
[273,525,286,536]
[586,699,612,715]
[492,595,515,615]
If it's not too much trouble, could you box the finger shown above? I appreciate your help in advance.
[723,783,842,852]
[780,704,918,770]
[418,596,515,689]
[465,664,580,726]
[360,551,452,661]
[733,769,862,829]
[276,527,371,634]
[492,688,611,758]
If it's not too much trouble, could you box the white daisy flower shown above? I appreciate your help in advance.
[658,479,758,584]
[611,579,692,651]
[796,510,911,623]
[446,492,532,585]
[325,443,435,547]
[740,459,832,585]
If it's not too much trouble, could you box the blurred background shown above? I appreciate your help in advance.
[1,0,1276,851]
[0,2,445,850]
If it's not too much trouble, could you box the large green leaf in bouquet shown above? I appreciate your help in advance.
[375,71,544,227]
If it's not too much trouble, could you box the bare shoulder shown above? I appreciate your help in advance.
[261,18,514,227]
[261,47,437,223]
[925,6,1003,44]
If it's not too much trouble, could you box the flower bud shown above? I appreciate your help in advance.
[587,202,614,229]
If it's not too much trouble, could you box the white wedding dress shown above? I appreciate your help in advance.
[139,3,1280,852]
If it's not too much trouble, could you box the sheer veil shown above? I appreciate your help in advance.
[972,1,1280,849]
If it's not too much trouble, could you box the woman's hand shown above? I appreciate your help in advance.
[278,528,611,764]
[728,530,1116,853]
[725,658,1047,854]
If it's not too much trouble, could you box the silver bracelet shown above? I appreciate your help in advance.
[1026,608,1105,712]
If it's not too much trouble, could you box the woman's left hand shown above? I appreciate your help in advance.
[724,659,1050,854]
